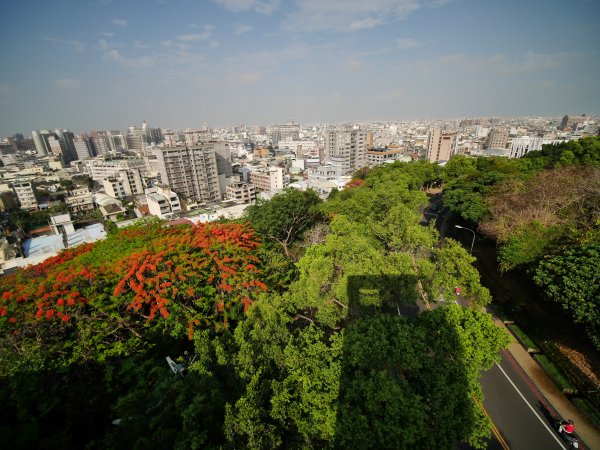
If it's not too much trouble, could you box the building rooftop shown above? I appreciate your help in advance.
[23,234,64,258]
[66,223,106,247]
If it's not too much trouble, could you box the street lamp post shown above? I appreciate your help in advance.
[455,225,475,254]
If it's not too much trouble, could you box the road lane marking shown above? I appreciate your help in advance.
[496,363,567,450]
[503,350,552,411]
[473,397,510,450]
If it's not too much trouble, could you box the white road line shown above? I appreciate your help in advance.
[496,363,567,450]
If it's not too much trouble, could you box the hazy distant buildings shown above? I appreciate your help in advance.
[125,131,145,153]
[278,137,318,158]
[31,129,60,156]
[184,129,210,147]
[163,131,178,147]
[560,114,587,131]
[486,127,509,149]
[47,136,64,158]
[91,133,111,156]
[271,122,300,147]
[108,131,128,152]
[155,146,220,204]
[426,128,457,163]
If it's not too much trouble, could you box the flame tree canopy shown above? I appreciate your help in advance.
[0,221,267,373]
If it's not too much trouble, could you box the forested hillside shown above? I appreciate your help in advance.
[1,162,510,449]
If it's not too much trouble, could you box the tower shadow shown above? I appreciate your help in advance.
[333,274,478,449]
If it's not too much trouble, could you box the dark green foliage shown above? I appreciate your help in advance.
[534,244,600,349]
[496,222,565,271]
[523,137,600,167]
[441,155,521,223]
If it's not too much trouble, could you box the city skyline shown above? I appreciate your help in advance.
[1,0,599,137]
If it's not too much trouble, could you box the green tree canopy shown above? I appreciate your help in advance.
[534,244,600,349]
[245,188,323,257]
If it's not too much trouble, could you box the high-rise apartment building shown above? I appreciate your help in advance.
[486,127,509,149]
[47,136,65,159]
[426,128,457,163]
[31,130,48,156]
[155,146,220,204]
[211,141,233,177]
[325,129,367,174]
[89,133,111,156]
[73,137,92,160]
[55,129,77,163]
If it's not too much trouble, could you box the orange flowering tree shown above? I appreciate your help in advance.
[0,221,267,368]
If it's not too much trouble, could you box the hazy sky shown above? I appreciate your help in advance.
[1,0,599,136]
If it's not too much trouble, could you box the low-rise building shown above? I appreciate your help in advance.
[65,187,95,216]
[249,167,283,192]
[145,185,181,219]
[366,147,406,166]
[225,182,256,204]
[12,181,38,210]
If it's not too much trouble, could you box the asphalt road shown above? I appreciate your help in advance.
[480,350,570,450]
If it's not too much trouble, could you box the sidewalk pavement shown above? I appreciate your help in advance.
[495,316,600,449]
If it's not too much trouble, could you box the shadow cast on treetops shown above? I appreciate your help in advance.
[333,274,486,449]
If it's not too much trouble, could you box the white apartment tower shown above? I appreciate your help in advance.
[155,146,221,204]
[426,129,457,163]
[326,129,367,174]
